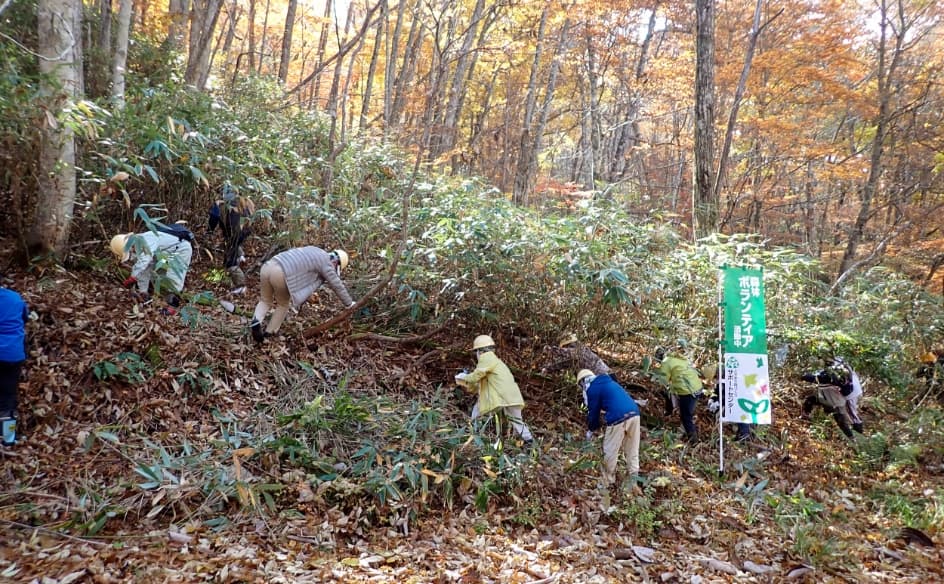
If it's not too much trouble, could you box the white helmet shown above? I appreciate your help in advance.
[472,334,495,351]
[109,233,132,262]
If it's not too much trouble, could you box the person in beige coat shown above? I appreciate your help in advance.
[250,246,355,342]
[456,334,533,444]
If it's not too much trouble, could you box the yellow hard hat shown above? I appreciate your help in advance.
[920,352,937,364]
[109,233,132,262]
[576,369,595,385]
[472,334,495,350]
[333,249,349,271]
[559,333,578,347]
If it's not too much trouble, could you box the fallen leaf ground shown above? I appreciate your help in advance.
[1,250,942,583]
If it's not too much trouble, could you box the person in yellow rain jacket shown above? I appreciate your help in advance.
[456,334,534,444]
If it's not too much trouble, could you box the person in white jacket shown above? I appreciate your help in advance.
[250,246,355,342]
[110,229,193,302]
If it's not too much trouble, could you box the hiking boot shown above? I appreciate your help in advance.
[250,320,265,343]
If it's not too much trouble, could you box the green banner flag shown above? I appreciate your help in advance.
[720,267,771,425]
[723,267,768,354]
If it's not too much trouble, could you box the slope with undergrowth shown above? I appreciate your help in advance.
[1,207,943,582]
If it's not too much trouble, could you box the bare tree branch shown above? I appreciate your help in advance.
[829,220,911,295]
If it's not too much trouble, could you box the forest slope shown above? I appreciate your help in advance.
[0,239,942,583]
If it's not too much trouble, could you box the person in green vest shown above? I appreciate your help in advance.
[653,342,703,443]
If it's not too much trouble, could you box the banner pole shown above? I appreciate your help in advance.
[718,267,725,474]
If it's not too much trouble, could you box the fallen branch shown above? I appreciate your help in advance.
[0,519,108,547]
[349,321,452,344]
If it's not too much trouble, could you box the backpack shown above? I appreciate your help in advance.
[156,223,196,243]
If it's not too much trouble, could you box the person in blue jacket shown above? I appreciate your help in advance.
[0,284,28,446]
[578,369,642,508]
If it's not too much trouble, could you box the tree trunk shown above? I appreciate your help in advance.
[513,10,568,205]
[512,5,549,205]
[72,0,84,96]
[259,0,271,74]
[383,0,407,130]
[713,1,779,204]
[165,0,189,50]
[359,0,385,129]
[111,0,133,107]
[32,0,78,258]
[693,0,717,237]
[310,0,333,105]
[184,0,224,89]
[277,0,297,83]
[438,0,488,163]
[246,0,256,74]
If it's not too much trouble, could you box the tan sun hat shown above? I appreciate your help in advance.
[333,249,350,271]
[559,333,578,347]
[576,369,595,385]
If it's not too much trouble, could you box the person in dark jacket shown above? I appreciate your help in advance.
[0,284,28,446]
[250,246,355,342]
[541,333,612,378]
[578,369,642,508]
[800,356,864,438]
[209,186,254,294]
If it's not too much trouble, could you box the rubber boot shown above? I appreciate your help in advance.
[852,423,864,434]
[832,412,854,438]
[1,412,16,446]
[250,320,265,343]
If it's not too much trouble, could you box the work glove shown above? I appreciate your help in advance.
[707,398,720,414]
[122,276,137,288]
[585,431,594,442]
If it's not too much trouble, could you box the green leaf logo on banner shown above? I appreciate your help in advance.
[737,398,770,424]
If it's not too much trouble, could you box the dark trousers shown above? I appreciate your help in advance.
[0,360,22,415]
[678,394,697,438]
[802,393,861,438]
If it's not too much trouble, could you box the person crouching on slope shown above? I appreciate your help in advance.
[250,246,355,343]
[541,332,612,379]
[110,228,193,308]
[653,343,703,443]
[800,356,864,438]
[578,369,642,509]
[455,334,534,445]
